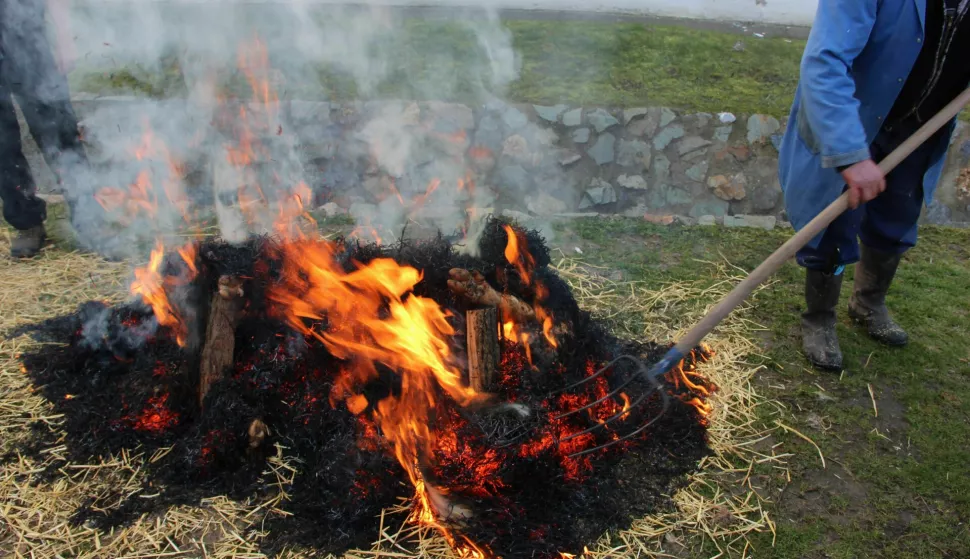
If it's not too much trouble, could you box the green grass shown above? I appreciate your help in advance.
[558,218,970,558]
[69,20,805,116]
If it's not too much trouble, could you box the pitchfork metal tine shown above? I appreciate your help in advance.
[555,354,674,458]
[549,355,653,421]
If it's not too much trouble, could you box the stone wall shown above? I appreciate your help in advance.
[59,96,970,228]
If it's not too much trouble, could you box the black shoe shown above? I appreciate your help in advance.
[10,225,47,258]
[802,268,844,371]
[848,245,909,347]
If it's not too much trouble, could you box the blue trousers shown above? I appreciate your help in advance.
[796,124,937,272]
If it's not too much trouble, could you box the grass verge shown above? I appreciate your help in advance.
[70,20,805,116]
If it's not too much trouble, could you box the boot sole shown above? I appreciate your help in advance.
[10,240,48,259]
[847,311,909,347]
[806,357,843,372]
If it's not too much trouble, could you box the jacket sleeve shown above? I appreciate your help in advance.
[799,0,879,169]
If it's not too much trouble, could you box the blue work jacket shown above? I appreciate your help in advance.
[778,0,959,246]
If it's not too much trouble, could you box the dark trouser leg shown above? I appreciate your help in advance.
[847,130,932,346]
[0,84,47,230]
[1,0,89,200]
[0,0,122,258]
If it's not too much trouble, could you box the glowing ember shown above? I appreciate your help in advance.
[131,394,179,433]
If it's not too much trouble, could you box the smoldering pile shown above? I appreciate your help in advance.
[9,217,714,558]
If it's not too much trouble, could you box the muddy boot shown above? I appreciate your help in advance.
[10,225,47,258]
[848,245,908,346]
[802,268,844,371]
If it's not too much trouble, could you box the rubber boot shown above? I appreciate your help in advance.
[848,245,909,346]
[10,225,47,258]
[802,269,844,371]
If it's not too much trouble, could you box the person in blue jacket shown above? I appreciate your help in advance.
[778,0,970,370]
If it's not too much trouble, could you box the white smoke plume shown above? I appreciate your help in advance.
[13,0,573,259]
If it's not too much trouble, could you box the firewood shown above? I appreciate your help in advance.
[248,418,270,449]
[199,275,244,408]
[447,268,535,324]
[466,308,499,392]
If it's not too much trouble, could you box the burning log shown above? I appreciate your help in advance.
[198,275,244,408]
[465,307,499,392]
[447,268,535,324]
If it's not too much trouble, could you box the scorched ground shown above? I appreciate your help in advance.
[10,217,716,558]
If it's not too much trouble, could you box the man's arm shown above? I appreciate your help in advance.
[800,0,885,208]
[800,0,878,169]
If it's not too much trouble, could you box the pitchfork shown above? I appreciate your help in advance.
[551,87,970,458]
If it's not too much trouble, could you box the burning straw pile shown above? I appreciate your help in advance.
[2,217,722,558]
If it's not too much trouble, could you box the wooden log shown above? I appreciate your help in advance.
[198,275,244,408]
[466,307,500,392]
[248,418,270,450]
[448,268,535,324]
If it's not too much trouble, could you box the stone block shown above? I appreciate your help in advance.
[616,139,650,168]
[624,107,649,124]
[747,114,781,145]
[588,133,616,165]
[653,125,685,150]
[660,108,677,127]
[534,104,568,123]
[617,174,648,190]
[587,108,620,133]
[501,106,529,131]
[677,136,712,156]
[562,108,583,127]
[708,174,747,201]
[689,198,730,218]
[724,215,777,230]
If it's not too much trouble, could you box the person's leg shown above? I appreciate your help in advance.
[794,206,863,371]
[0,77,49,256]
[2,0,121,260]
[849,130,934,346]
[2,0,88,188]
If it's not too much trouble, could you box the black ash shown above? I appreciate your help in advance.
[9,217,713,558]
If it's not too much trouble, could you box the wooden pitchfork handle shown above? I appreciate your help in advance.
[647,87,970,377]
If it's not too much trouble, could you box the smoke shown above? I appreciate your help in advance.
[12,0,573,259]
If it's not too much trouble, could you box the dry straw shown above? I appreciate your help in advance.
[0,236,785,559]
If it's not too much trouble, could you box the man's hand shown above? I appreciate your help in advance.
[841,159,885,209]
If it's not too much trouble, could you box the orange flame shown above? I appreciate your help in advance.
[95,121,193,227]
[502,225,558,348]
[130,240,198,346]
[268,237,490,534]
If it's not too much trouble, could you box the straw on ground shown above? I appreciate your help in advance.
[0,237,785,558]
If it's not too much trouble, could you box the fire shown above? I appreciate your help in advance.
[502,225,558,348]
[269,236,490,534]
[130,240,198,346]
[665,344,717,420]
[503,225,533,286]
[502,319,534,366]
[95,121,193,227]
[98,29,721,556]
